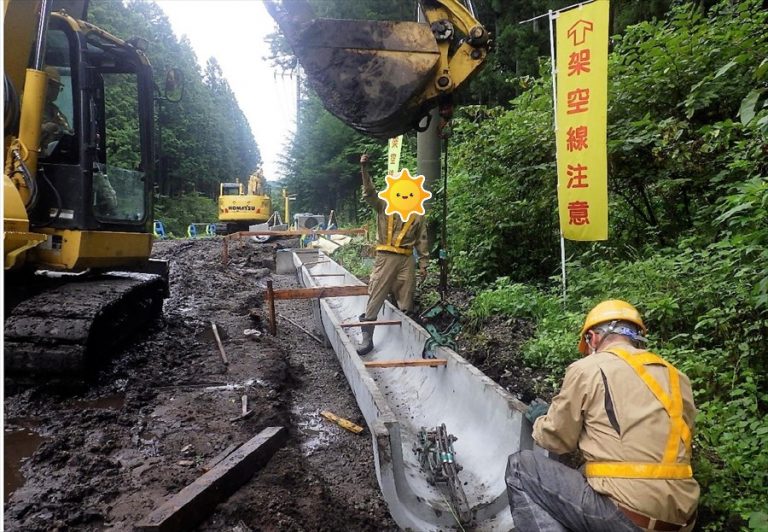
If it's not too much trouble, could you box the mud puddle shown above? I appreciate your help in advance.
[69,393,126,411]
[4,418,47,500]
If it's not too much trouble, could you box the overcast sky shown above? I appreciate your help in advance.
[155,0,297,181]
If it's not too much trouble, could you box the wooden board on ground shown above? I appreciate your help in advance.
[233,228,366,237]
[339,319,402,328]
[135,426,287,532]
[363,359,448,368]
[271,285,369,300]
[320,410,364,434]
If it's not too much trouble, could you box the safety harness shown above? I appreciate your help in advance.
[585,347,693,480]
[376,214,415,255]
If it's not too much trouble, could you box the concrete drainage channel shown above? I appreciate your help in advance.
[276,248,536,531]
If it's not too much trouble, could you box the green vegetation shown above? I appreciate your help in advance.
[154,193,217,238]
[332,237,375,279]
[454,2,767,527]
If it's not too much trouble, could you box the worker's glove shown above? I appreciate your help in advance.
[360,153,370,166]
[418,261,428,280]
[525,399,549,424]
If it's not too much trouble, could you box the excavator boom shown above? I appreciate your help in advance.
[267,0,489,139]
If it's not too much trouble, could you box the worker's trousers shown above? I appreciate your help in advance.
[505,450,640,532]
[364,252,415,320]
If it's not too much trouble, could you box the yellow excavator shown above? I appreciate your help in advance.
[215,169,272,235]
[266,0,491,139]
[4,0,175,375]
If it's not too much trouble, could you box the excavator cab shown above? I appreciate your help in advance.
[28,12,156,269]
[266,0,490,139]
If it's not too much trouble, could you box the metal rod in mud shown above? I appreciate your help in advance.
[277,313,324,344]
[266,280,276,335]
[211,322,229,365]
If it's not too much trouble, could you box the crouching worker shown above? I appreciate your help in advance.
[506,300,699,531]
[357,153,429,356]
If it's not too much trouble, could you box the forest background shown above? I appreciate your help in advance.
[94,0,767,529]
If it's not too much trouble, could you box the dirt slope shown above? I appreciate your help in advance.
[4,238,396,531]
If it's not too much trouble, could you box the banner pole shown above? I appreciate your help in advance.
[548,10,567,301]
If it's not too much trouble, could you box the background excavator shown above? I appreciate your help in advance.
[3,0,176,376]
[266,0,491,139]
[215,169,273,235]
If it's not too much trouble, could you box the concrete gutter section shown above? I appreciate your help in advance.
[279,249,536,530]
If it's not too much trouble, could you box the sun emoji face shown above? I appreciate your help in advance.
[378,168,432,222]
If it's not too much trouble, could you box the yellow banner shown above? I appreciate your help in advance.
[387,135,404,177]
[555,0,609,241]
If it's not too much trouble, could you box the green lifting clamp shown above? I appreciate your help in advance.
[420,302,461,358]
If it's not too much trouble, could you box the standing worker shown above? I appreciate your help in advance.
[506,300,699,531]
[357,153,429,356]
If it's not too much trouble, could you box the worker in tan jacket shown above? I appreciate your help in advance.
[357,153,429,356]
[506,300,699,531]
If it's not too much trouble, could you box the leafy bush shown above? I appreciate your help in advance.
[331,236,375,279]
[469,235,768,528]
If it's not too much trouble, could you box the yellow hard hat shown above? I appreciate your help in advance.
[44,66,62,85]
[578,299,646,355]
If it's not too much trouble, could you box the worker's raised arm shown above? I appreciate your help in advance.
[360,154,384,211]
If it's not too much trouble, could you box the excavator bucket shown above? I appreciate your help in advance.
[267,1,440,139]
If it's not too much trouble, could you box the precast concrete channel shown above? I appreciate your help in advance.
[278,248,537,531]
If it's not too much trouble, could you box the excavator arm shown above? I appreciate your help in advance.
[267,0,490,139]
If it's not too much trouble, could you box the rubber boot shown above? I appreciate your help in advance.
[356,314,375,356]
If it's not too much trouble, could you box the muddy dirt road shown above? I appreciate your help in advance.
[4,238,397,531]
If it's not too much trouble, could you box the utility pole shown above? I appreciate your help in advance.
[416,5,444,295]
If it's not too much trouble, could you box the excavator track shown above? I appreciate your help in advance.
[4,273,166,376]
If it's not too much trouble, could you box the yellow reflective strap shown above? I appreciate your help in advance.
[608,348,673,412]
[585,462,692,479]
[632,353,668,366]
[607,347,692,465]
[385,215,394,246]
[394,216,415,248]
[375,244,413,255]
[663,367,684,463]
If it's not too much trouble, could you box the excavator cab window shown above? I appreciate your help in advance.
[84,31,152,224]
[91,70,144,221]
[221,183,242,196]
[40,29,77,163]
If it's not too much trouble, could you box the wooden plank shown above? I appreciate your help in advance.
[320,411,364,434]
[271,285,368,300]
[339,320,402,328]
[310,273,346,277]
[202,443,239,472]
[136,426,288,532]
[231,228,367,238]
[299,259,330,267]
[266,280,276,336]
[364,359,448,368]
[210,322,229,365]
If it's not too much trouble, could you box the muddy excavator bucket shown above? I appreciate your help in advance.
[267,1,441,139]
